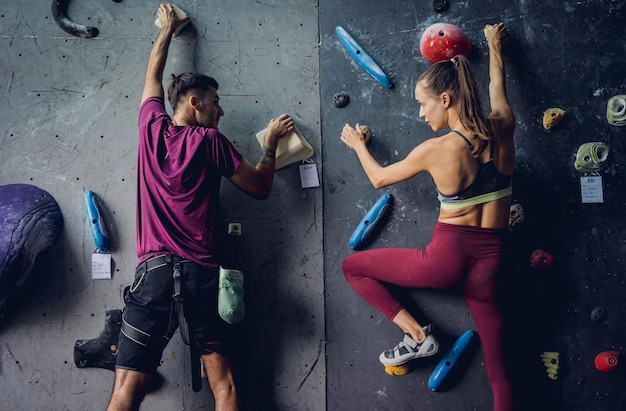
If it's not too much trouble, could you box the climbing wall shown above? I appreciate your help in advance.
[0,1,323,410]
[1,0,626,410]
[320,0,626,410]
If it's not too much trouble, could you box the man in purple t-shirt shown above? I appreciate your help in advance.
[106,5,294,411]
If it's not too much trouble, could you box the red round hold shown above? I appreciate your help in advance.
[530,249,553,268]
[420,23,472,63]
[595,351,620,373]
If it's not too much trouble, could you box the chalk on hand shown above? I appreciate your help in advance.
[155,4,189,37]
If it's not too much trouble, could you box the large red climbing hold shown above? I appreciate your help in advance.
[595,351,620,373]
[420,23,472,63]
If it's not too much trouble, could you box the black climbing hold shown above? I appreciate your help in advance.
[333,92,350,108]
[74,309,122,370]
[52,0,99,38]
[432,0,449,13]
[591,306,608,323]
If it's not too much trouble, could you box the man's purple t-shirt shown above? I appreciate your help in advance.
[136,97,242,268]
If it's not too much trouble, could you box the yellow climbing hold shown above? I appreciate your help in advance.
[384,363,412,376]
[541,351,559,380]
[543,108,566,130]
[607,95,626,126]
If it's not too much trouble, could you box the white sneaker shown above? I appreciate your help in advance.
[379,324,439,366]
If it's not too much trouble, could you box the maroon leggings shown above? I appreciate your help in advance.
[342,222,512,411]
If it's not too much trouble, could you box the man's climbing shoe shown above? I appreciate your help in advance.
[379,324,439,366]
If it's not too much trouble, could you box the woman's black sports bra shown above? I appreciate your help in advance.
[436,130,512,210]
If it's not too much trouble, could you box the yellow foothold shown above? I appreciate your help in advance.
[541,351,560,380]
[384,363,412,376]
[542,108,566,130]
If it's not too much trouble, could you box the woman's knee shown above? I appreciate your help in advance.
[341,255,359,283]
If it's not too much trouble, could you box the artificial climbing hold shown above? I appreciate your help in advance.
[349,193,393,250]
[336,26,393,89]
[333,92,350,108]
[428,330,476,392]
[542,108,566,130]
[0,184,63,320]
[574,142,610,174]
[74,309,122,370]
[155,4,189,37]
[484,24,509,44]
[419,23,472,63]
[384,363,412,376]
[541,352,559,380]
[595,351,620,373]
[432,0,449,13]
[530,249,553,268]
[51,0,99,38]
[606,95,626,126]
[509,203,525,227]
[359,124,371,145]
[590,306,608,323]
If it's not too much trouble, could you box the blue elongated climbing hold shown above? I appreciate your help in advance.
[349,193,393,250]
[428,329,476,391]
[336,26,393,89]
[84,190,109,253]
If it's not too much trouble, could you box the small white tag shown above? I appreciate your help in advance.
[92,252,112,279]
[299,162,320,188]
[580,176,604,203]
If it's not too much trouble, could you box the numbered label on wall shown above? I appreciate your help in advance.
[580,176,604,203]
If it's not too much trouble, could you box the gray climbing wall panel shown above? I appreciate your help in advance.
[2,0,626,410]
[0,1,323,410]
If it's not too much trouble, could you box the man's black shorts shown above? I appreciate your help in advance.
[115,254,237,374]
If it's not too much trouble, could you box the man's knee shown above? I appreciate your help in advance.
[202,353,237,390]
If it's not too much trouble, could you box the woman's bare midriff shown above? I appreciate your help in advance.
[437,196,511,229]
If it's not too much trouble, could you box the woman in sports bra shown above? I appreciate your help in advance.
[340,23,514,411]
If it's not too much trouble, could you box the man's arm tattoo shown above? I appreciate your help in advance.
[258,146,276,165]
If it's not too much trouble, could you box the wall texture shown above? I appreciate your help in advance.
[2,0,626,410]
[320,1,626,410]
[0,1,323,410]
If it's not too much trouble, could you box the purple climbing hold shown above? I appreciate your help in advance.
[0,184,63,319]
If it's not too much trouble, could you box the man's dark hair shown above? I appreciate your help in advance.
[167,72,219,110]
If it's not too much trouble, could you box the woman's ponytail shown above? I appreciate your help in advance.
[418,55,492,154]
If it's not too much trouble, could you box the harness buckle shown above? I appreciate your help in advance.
[170,255,190,345]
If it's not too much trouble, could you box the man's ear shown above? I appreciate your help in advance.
[189,95,200,111]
